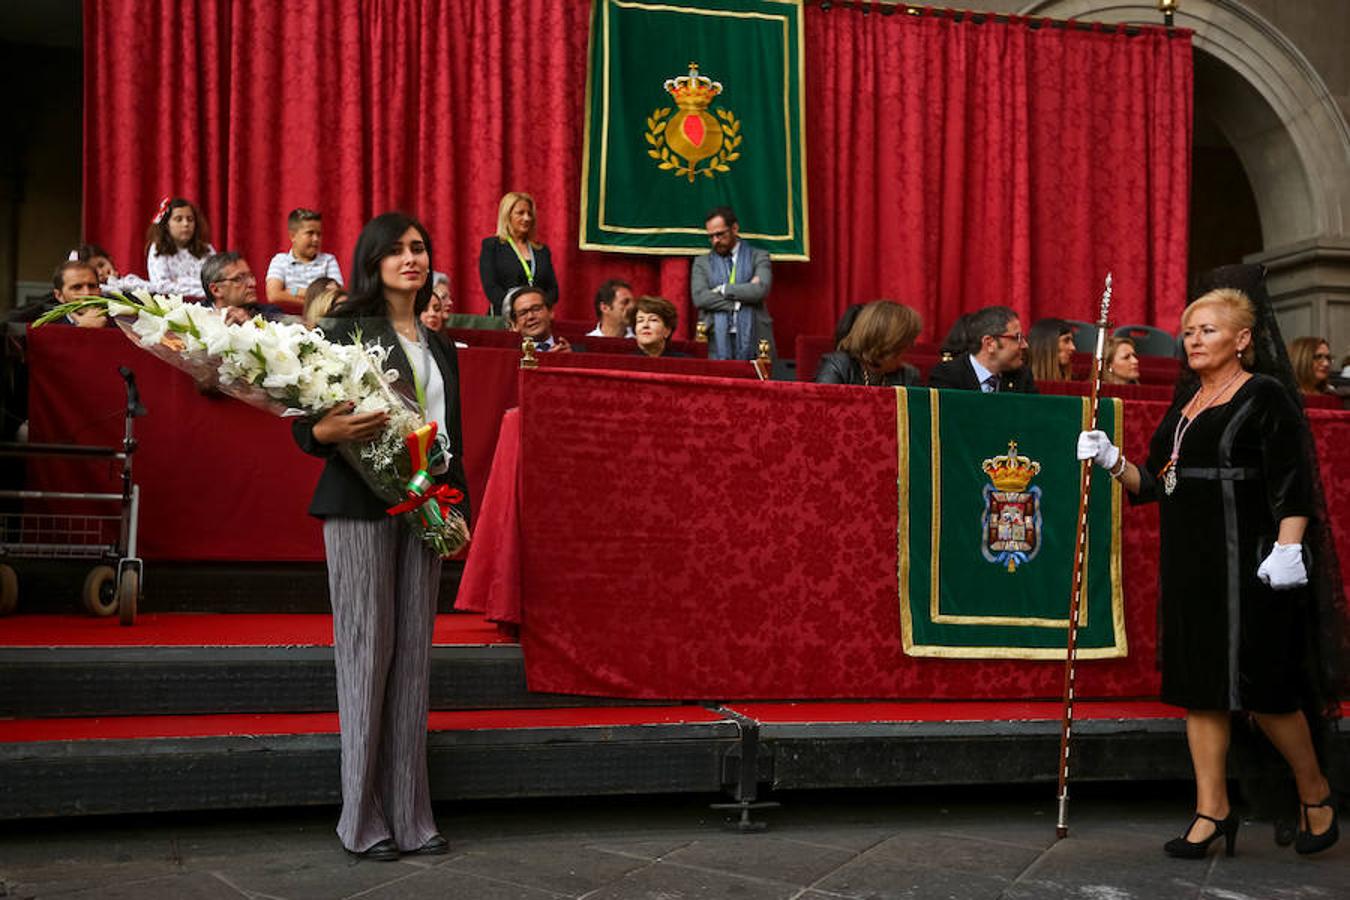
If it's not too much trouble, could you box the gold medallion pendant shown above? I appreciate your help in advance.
[646,63,742,182]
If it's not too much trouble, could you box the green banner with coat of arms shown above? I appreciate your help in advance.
[898,389,1127,660]
[580,0,808,259]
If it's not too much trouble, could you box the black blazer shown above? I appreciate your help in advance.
[926,352,1037,394]
[815,351,921,387]
[478,237,558,315]
[292,317,471,523]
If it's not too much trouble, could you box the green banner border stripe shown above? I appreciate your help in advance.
[898,388,1126,660]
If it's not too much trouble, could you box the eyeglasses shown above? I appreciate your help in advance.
[216,273,256,286]
[1313,353,1333,362]
[514,303,548,317]
[707,228,731,241]
[993,332,1027,345]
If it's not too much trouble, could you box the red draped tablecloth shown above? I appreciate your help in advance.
[22,328,759,561]
[465,367,1349,701]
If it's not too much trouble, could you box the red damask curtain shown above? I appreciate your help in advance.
[84,1,1191,345]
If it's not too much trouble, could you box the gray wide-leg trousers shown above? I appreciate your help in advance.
[323,517,442,853]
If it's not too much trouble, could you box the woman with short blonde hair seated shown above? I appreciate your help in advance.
[1103,336,1141,385]
[815,299,922,386]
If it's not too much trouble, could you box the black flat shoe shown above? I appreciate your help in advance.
[411,833,450,855]
[1164,810,1239,859]
[1295,796,1340,855]
[350,838,401,861]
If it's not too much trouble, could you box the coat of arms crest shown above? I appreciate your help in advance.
[980,440,1043,573]
[646,63,742,182]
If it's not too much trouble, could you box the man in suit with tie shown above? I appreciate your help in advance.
[504,285,572,353]
[927,305,1037,393]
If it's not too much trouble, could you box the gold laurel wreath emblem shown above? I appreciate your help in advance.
[645,107,742,182]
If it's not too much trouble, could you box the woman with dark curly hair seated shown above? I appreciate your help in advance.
[633,295,688,358]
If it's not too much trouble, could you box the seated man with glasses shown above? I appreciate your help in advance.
[503,285,572,353]
[927,304,1037,393]
[200,251,286,325]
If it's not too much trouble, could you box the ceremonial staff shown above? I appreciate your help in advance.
[1055,273,1113,839]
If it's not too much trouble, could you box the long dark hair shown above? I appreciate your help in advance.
[333,212,434,318]
[1027,317,1073,382]
[144,197,212,259]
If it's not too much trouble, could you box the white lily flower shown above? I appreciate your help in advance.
[130,311,170,346]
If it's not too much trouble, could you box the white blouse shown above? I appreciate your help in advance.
[396,331,447,440]
[147,244,216,297]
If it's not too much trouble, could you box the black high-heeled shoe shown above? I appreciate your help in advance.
[1164,810,1239,859]
[1294,796,1340,855]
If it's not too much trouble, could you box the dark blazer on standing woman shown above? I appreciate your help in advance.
[292,316,472,524]
[926,352,1038,394]
[478,237,559,315]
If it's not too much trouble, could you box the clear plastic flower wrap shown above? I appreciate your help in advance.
[35,289,469,556]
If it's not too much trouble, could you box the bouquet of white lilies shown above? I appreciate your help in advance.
[36,289,469,556]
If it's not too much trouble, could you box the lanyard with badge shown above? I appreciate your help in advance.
[509,241,535,285]
[402,326,432,415]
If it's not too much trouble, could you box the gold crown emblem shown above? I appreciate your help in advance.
[982,440,1041,492]
[664,63,722,109]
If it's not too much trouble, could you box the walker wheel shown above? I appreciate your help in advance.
[82,565,117,617]
[117,568,139,627]
[0,564,16,616]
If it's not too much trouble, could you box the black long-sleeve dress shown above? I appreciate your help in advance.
[1136,374,1312,712]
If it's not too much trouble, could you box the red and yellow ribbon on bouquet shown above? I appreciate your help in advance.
[385,422,463,529]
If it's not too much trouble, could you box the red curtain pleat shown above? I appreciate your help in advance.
[83,2,1191,345]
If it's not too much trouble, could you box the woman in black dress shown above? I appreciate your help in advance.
[1078,287,1338,858]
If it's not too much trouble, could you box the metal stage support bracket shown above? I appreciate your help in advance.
[710,706,778,831]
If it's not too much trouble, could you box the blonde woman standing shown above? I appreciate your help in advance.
[1078,288,1339,859]
[478,191,558,316]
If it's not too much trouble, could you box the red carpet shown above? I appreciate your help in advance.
[0,706,730,744]
[0,612,513,648]
[725,700,1183,723]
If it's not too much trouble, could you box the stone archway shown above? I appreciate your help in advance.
[1020,0,1350,348]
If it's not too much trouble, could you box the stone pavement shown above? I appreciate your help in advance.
[1,785,1345,899]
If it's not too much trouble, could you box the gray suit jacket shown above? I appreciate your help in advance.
[690,243,775,356]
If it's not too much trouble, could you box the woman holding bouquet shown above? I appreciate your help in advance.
[293,212,470,861]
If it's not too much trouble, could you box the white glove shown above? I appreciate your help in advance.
[1257,543,1308,590]
[1076,430,1120,470]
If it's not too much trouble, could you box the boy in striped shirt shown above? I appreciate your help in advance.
[265,208,343,303]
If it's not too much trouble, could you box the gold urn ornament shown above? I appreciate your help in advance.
[646,63,742,182]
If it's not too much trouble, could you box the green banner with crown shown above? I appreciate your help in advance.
[898,389,1127,660]
[580,0,808,259]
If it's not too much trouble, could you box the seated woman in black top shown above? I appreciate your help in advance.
[815,299,923,386]
[478,191,558,315]
[634,295,688,357]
